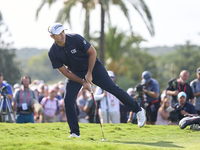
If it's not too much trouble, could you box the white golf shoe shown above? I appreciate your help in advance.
[136,107,146,128]
[68,133,81,138]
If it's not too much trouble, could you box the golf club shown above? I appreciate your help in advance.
[89,84,106,141]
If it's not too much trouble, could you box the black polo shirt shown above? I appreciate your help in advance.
[166,80,194,107]
[48,33,93,72]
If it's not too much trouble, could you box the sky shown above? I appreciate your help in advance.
[0,0,200,50]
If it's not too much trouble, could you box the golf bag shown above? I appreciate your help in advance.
[179,115,200,129]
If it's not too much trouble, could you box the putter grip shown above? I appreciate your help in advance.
[89,84,93,94]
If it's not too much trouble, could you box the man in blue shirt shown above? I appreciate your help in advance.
[47,23,146,138]
[175,92,197,121]
[0,72,13,122]
[142,71,160,125]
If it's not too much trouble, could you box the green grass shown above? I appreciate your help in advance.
[0,123,200,150]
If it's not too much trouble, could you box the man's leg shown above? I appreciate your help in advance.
[109,111,120,124]
[92,61,141,113]
[92,61,146,127]
[99,109,108,124]
[64,80,82,136]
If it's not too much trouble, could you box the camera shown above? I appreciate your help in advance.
[134,83,145,106]
[168,105,182,122]
[0,86,8,96]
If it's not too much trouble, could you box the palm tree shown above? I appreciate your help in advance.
[36,0,154,64]
[36,0,98,41]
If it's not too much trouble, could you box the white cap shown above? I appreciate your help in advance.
[107,71,115,78]
[127,88,134,93]
[48,23,66,35]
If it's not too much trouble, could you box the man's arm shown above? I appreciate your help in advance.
[143,89,159,99]
[85,45,97,85]
[57,66,91,92]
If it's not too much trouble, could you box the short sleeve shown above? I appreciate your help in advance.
[75,34,91,52]
[48,49,63,69]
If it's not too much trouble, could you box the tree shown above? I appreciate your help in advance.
[98,25,156,90]
[0,11,21,85]
[36,0,154,64]
[24,51,65,83]
[156,41,200,92]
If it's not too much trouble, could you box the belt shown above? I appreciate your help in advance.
[151,99,159,104]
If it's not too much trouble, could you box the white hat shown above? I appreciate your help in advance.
[48,23,66,35]
[127,88,134,93]
[107,71,115,78]
[13,83,20,89]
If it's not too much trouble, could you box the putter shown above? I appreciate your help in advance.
[89,84,106,141]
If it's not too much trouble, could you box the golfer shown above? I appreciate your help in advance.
[48,23,146,138]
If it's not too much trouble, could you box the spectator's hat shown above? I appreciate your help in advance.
[127,87,134,93]
[142,71,151,84]
[197,67,200,73]
[13,83,20,90]
[38,83,45,93]
[48,23,67,35]
[107,71,116,80]
[48,88,56,93]
[177,91,187,98]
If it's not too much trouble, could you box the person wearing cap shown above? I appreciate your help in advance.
[94,71,120,124]
[0,72,13,122]
[40,88,63,123]
[166,70,194,107]
[190,67,200,115]
[141,71,160,125]
[47,22,146,138]
[174,92,197,121]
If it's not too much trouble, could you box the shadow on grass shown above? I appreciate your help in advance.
[112,141,184,148]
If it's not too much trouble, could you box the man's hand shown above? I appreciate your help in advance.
[82,80,92,92]
[181,110,188,116]
[85,72,93,85]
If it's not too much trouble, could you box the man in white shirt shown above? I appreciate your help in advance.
[94,71,120,124]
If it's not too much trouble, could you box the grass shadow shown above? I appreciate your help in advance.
[112,140,184,149]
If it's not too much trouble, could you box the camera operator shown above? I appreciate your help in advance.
[174,92,197,122]
[0,72,13,122]
[141,71,160,125]
[166,70,194,107]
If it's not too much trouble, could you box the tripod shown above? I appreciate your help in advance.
[0,86,15,123]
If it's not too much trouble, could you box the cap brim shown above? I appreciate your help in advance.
[54,28,67,35]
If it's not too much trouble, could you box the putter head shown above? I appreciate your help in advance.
[101,138,106,141]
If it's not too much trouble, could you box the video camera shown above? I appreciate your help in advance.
[168,105,182,122]
[134,83,145,106]
[0,86,8,96]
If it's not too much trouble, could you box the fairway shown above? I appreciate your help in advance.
[0,123,199,150]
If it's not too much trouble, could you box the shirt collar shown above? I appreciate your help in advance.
[54,35,70,51]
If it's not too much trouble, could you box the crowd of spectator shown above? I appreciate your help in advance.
[0,67,200,126]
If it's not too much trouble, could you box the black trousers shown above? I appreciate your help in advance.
[64,60,141,135]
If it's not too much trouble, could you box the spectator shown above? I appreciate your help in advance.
[12,76,38,123]
[156,97,170,125]
[83,85,99,123]
[40,88,62,123]
[13,83,20,97]
[142,71,160,125]
[190,67,200,115]
[77,88,90,123]
[166,70,194,107]
[174,92,197,121]
[53,84,62,100]
[37,83,45,103]
[0,72,13,122]
[94,71,120,124]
